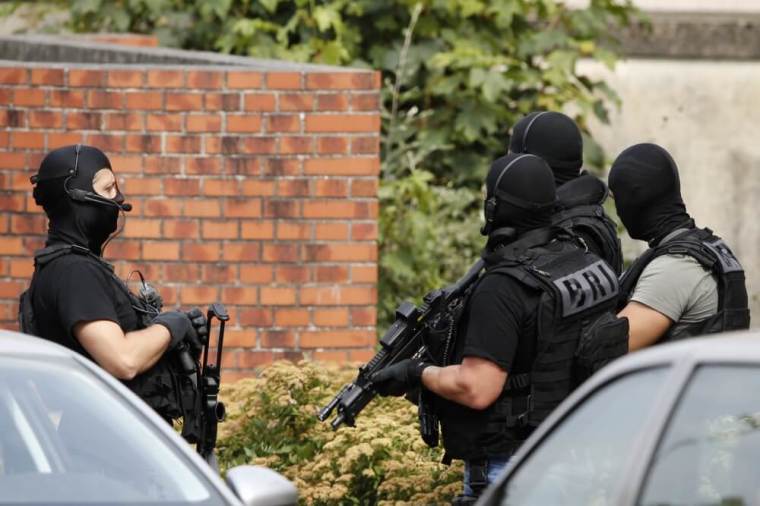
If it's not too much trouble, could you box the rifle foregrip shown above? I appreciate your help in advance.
[363,348,388,377]
[177,346,197,374]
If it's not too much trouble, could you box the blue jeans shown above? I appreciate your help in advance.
[463,457,510,497]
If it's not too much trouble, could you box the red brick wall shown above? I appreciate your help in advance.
[0,63,380,379]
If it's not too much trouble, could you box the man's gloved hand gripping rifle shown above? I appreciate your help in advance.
[318,259,484,447]
[136,281,230,466]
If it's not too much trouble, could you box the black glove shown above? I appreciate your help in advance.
[370,359,430,397]
[185,307,208,359]
[153,311,196,351]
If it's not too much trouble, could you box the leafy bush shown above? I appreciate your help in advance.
[217,361,462,504]
[67,0,639,328]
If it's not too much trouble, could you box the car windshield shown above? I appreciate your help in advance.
[0,355,225,505]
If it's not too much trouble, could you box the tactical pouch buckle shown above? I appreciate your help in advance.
[667,246,688,255]
[505,395,532,428]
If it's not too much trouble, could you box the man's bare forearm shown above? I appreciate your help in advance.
[76,320,171,379]
[124,324,172,374]
[420,357,508,410]
[421,365,488,410]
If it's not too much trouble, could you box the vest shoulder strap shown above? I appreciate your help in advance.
[623,228,743,291]
[34,243,92,268]
[553,203,605,223]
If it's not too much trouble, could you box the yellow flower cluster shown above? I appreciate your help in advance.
[217,360,462,504]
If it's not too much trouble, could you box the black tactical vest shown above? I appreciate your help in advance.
[553,175,623,275]
[19,244,185,422]
[619,227,750,340]
[440,230,628,460]
[553,204,622,275]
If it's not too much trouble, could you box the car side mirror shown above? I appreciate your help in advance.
[225,465,298,506]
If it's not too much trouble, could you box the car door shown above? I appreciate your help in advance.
[637,364,760,506]
[480,365,681,506]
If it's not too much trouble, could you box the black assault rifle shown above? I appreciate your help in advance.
[176,303,230,466]
[318,259,484,446]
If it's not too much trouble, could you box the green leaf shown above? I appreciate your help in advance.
[260,0,280,14]
[316,40,347,64]
[456,102,497,142]
[458,0,486,17]
[593,47,618,69]
[313,5,340,32]
[481,71,509,103]
[468,67,487,87]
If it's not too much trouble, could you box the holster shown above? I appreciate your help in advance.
[464,459,489,500]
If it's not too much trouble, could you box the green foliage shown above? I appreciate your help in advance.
[67,0,638,328]
[217,361,461,504]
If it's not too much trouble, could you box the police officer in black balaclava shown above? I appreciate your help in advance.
[32,143,129,255]
[21,145,207,420]
[480,152,556,243]
[509,111,583,185]
[372,153,625,502]
[509,111,623,274]
[608,143,691,243]
[610,143,749,351]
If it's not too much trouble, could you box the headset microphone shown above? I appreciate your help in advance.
[68,188,132,212]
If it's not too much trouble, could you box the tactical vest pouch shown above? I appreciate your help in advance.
[127,360,183,421]
[425,311,456,365]
[724,307,751,330]
[574,313,629,384]
[18,289,37,335]
[425,284,477,366]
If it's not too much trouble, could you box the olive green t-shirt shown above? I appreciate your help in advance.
[630,230,719,335]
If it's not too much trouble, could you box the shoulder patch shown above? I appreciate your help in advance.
[553,260,618,317]
[703,239,743,273]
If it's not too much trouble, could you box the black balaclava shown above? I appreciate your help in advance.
[608,143,693,245]
[509,111,583,187]
[482,152,556,246]
[32,145,126,256]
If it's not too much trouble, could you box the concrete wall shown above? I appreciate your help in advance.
[567,0,760,12]
[0,36,381,378]
[570,1,760,321]
[580,57,760,321]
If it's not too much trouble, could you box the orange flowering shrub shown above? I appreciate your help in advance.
[217,361,462,504]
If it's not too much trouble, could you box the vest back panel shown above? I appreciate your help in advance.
[619,228,750,340]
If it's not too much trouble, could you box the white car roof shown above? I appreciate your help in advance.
[0,329,76,358]
[600,329,760,379]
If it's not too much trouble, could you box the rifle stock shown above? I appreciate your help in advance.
[318,259,484,441]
